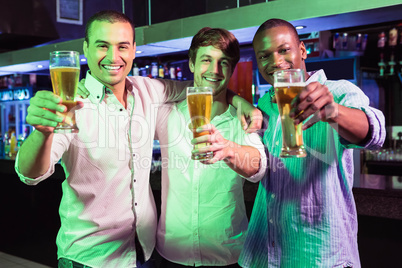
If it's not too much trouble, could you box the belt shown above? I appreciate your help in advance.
[58,258,92,268]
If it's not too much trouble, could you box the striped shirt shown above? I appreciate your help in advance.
[238,70,385,268]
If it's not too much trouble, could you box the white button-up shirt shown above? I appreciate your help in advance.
[155,100,267,266]
[15,73,188,268]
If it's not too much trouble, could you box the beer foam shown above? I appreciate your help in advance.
[275,82,306,87]
[187,92,212,95]
[50,66,80,70]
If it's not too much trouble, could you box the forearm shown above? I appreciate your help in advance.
[223,142,261,178]
[330,104,369,144]
[17,130,54,178]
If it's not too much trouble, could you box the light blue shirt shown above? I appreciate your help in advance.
[239,70,385,268]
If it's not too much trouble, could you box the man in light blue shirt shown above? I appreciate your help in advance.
[239,18,385,268]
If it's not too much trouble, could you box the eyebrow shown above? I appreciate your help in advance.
[199,54,230,61]
[94,40,131,45]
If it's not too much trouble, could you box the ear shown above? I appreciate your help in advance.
[83,41,88,58]
[132,42,137,61]
[300,41,307,60]
[189,60,195,73]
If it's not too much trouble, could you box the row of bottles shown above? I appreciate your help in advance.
[131,62,185,80]
[0,130,25,159]
[377,25,402,76]
[333,32,368,52]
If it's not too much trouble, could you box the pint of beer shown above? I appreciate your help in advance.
[273,69,307,158]
[187,87,213,160]
[49,51,80,133]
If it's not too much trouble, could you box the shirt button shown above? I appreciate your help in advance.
[120,108,123,111]
[135,203,137,206]
[134,179,136,182]
[269,219,273,223]
[97,95,100,99]
[271,194,275,199]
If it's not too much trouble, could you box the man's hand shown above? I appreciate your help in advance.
[290,81,338,130]
[227,90,262,133]
[191,124,235,165]
[77,78,90,99]
[237,104,263,134]
[26,91,84,133]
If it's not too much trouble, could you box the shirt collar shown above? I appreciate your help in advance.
[84,71,134,104]
[306,69,327,85]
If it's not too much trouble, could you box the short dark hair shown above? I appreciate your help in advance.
[188,27,240,70]
[85,10,135,44]
[253,18,300,44]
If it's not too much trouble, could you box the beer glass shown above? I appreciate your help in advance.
[49,51,80,133]
[187,87,213,160]
[273,69,307,158]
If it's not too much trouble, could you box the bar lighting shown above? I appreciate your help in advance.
[295,25,306,30]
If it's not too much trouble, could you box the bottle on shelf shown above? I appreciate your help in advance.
[378,32,386,77]
[158,63,164,79]
[9,132,17,158]
[169,66,176,80]
[176,66,182,81]
[164,64,169,79]
[151,62,158,78]
[388,28,398,75]
[132,63,140,76]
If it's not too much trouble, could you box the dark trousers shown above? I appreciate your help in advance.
[159,257,241,268]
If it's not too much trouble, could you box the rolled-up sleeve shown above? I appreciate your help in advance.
[240,132,268,183]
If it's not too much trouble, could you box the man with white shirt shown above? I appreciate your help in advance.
[155,27,266,268]
[15,10,189,268]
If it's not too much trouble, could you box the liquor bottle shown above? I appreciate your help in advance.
[176,66,182,81]
[132,63,139,76]
[169,66,176,80]
[158,63,164,79]
[378,32,386,76]
[388,28,398,75]
[151,62,158,78]
[164,64,169,79]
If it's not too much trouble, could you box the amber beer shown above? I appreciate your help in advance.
[187,87,213,160]
[49,51,80,133]
[274,69,307,158]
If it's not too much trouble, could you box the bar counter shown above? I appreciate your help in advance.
[1,157,401,267]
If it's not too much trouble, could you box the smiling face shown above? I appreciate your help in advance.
[253,25,307,86]
[189,45,233,96]
[83,20,136,90]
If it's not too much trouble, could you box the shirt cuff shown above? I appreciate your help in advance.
[240,133,268,183]
[340,106,386,150]
[14,152,55,185]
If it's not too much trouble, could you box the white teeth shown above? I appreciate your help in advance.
[103,65,120,70]
[205,77,218,82]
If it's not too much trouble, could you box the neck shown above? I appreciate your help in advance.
[211,88,228,119]
[110,82,127,108]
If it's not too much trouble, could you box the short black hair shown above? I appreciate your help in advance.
[85,10,135,44]
[253,18,300,44]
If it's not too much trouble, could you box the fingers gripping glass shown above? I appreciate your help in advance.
[49,51,80,133]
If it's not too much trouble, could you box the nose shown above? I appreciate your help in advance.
[208,61,221,75]
[106,46,119,62]
[271,53,284,68]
